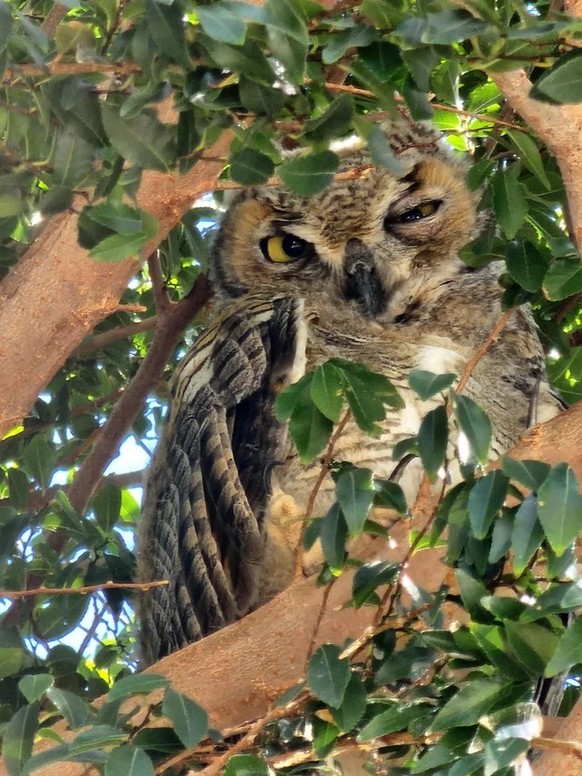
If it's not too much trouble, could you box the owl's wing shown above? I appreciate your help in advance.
[138,295,305,663]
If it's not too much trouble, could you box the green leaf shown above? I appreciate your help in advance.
[224,754,268,776]
[418,405,448,482]
[3,704,39,776]
[288,393,333,464]
[409,370,456,400]
[397,9,489,45]
[543,258,582,300]
[69,726,127,754]
[238,76,285,116]
[84,202,145,235]
[196,4,247,45]
[491,170,526,239]
[531,49,582,104]
[101,103,176,172]
[320,503,348,571]
[162,689,208,747]
[358,701,430,740]
[335,467,374,535]
[468,471,509,540]
[312,718,339,757]
[229,148,274,186]
[366,126,407,175]
[537,463,582,555]
[106,673,169,703]
[352,560,399,607]
[505,241,547,292]
[19,674,54,703]
[332,358,403,434]
[23,435,56,492]
[47,687,91,730]
[146,0,190,67]
[51,130,95,187]
[505,621,560,676]
[311,362,344,423]
[545,617,582,676]
[321,24,376,65]
[453,394,492,464]
[506,131,551,189]
[456,568,490,621]
[89,231,148,262]
[92,483,122,532]
[0,1,13,56]
[501,457,550,492]
[430,678,511,731]
[277,151,339,196]
[303,94,354,144]
[329,674,367,732]
[512,495,544,575]
[307,644,351,708]
[104,746,154,776]
[373,480,407,514]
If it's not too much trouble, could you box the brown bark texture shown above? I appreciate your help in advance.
[0,133,231,440]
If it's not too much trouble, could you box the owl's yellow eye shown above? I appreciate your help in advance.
[261,234,310,263]
[396,199,442,224]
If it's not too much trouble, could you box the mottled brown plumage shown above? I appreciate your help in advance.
[138,122,560,664]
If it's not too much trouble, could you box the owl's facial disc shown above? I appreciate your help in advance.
[344,238,386,317]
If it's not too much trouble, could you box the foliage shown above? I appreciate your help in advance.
[1,0,582,773]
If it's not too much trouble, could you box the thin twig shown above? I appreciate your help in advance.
[295,409,352,576]
[73,317,158,356]
[193,695,309,776]
[304,581,335,670]
[456,309,514,394]
[531,736,582,760]
[66,273,211,516]
[321,82,527,131]
[0,579,168,600]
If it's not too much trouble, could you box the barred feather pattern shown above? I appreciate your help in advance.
[138,296,304,663]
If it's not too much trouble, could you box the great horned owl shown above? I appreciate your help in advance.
[138,121,560,664]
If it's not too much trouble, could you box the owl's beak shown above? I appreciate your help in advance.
[344,239,386,317]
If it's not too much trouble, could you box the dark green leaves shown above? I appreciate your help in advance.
[335,467,374,534]
[531,49,582,104]
[491,170,527,240]
[104,746,154,776]
[224,754,268,776]
[277,151,339,196]
[545,617,582,676]
[505,241,546,292]
[307,645,351,708]
[468,471,508,539]
[18,674,53,703]
[276,359,402,463]
[452,394,492,463]
[3,704,39,776]
[162,689,208,747]
[537,463,582,555]
[196,4,248,46]
[418,405,448,481]
[409,370,456,401]
[543,258,582,300]
[229,149,274,186]
[101,103,176,172]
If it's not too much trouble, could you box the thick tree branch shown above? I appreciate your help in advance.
[67,273,211,516]
[0,133,229,441]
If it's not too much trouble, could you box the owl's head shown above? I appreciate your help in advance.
[210,122,481,323]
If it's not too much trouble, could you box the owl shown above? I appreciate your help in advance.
[137,121,560,665]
